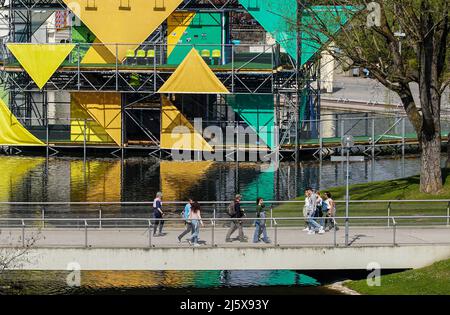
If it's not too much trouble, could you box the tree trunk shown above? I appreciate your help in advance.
[420,132,443,194]
[447,133,450,169]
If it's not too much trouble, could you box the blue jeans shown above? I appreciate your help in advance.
[308,212,322,232]
[253,221,270,243]
[320,210,328,226]
[190,220,200,244]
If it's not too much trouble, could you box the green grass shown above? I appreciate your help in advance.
[273,169,450,226]
[344,259,450,295]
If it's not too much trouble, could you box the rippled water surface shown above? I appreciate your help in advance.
[0,154,440,294]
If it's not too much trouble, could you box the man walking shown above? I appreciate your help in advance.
[225,194,248,242]
[304,188,324,235]
[178,198,194,243]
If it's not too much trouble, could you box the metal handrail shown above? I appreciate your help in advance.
[1,215,448,249]
[0,199,449,205]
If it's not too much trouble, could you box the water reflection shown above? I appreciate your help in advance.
[0,270,320,295]
[0,155,440,204]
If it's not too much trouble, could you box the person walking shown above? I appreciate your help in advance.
[324,192,339,231]
[253,197,271,243]
[304,188,324,235]
[178,198,194,243]
[225,194,247,242]
[189,201,203,247]
[152,192,165,236]
[316,191,324,227]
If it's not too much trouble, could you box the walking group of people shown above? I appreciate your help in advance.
[303,188,338,235]
[151,192,271,246]
[151,188,337,246]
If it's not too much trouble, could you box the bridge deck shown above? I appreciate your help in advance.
[2,226,449,248]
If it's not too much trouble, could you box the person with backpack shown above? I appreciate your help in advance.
[253,197,271,243]
[178,198,194,243]
[225,194,247,242]
[152,192,165,236]
[188,201,204,247]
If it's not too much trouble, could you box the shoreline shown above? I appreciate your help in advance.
[325,280,361,295]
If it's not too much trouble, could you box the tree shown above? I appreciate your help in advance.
[296,0,449,193]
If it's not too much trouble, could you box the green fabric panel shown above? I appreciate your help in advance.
[71,23,95,61]
[168,13,222,65]
[238,2,357,64]
[226,94,274,149]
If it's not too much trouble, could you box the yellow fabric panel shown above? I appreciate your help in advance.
[167,12,196,57]
[71,92,122,145]
[0,156,44,201]
[7,44,75,89]
[63,0,183,62]
[81,39,116,64]
[0,98,44,146]
[160,160,213,201]
[70,96,114,143]
[160,96,213,151]
[158,49,229,94]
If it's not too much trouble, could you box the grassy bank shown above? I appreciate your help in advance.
[273,170,450,225]
[344,259,450,295]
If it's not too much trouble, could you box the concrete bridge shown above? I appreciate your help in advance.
[1,222,449,271]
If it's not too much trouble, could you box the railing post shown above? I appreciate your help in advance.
[387,202,391,227]
[270,206,273,228]
[333,223,337,247]
[148,220,152,248]
[274,219,278,247]
[401,117,405,157]
[211,220,215,248]
[21,220,25,248]
[392,217,397,246]
[99,208,102,230]
[447,202,450,227]
[84,220,88,248]
[41,207,45,229]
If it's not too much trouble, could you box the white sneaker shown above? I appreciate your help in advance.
[318,227,325,234]
[302,228,309,232]
[307,230,316,235]
[193,243,201,247]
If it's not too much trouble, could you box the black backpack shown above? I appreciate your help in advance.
[227,201,236,217]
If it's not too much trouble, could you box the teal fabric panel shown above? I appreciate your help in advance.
[226,94,274,149]
[238,2,357,65]
[168,12,223,65]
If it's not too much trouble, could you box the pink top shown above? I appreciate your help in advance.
[189,210,202,221]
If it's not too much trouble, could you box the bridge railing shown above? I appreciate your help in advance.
[0,200,449,228]
[0,215,448,249]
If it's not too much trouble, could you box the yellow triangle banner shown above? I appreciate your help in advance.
[0,98,44,146]
[71,92,122,146]
[167,12,196,57]
[158,49,229,94]
[7,44,75,89]
[161,96,213,152]
[81,39,116,64]
[63,0,183,62]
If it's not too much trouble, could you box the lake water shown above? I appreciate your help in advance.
[0,154,441,294]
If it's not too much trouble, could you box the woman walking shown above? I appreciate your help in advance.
[253,197,271,243]
[324,192,338,231]
[189,201,204,247]
[152,192,165,236]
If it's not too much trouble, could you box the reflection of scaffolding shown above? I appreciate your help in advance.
[0,0,328,161]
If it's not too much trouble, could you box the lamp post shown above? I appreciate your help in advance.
[342,135,354,246]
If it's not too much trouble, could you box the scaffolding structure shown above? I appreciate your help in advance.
[0,0,339,161]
